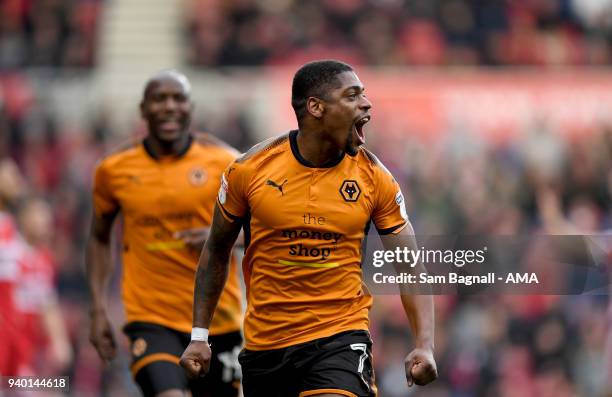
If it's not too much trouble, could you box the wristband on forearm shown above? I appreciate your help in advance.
[191,327,209,342]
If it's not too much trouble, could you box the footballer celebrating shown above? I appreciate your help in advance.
[181,60,437,396]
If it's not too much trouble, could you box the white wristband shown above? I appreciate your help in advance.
[191,327,209,342]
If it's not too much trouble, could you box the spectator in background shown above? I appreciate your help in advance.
[16,197,73,376]
[0,158,72,377]
[0,158,27,376]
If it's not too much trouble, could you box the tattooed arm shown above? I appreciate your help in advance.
[180,204,242,378]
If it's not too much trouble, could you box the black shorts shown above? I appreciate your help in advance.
[124,322,242,397]
[239,330,376,397]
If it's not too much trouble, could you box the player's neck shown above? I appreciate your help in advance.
[295,130,344,168]
[144,134,191,158]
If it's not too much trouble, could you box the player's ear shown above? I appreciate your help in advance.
[306,97,324,119]
[139,100,146,118]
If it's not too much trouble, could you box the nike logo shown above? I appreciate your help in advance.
[266,179,287,195]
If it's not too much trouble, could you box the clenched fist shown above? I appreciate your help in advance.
[405,347,437,387]
[180,341,212,379]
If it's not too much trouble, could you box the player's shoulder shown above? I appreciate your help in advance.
[96,138,142,170]
[192,132,240,158]
[234,132,290,167]
[356,147,394,178]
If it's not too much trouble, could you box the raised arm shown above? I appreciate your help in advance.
[381,221,437,387]
[85,211,118,363]
[180,204,243,378]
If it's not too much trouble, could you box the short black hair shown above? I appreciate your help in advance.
[291,60,353,121]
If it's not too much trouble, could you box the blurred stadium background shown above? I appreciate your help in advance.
[1,0,612,396]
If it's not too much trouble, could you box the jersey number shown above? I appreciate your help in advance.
[217,346,242,383]
[350,343,371,391]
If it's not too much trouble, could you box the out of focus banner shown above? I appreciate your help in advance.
[264,70,612,142]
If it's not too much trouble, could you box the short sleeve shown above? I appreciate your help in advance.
[92,161,119,216]
[372,169,408,235]
[217,161,251,221]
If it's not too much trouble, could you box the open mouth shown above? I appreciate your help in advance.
[158,119,181,132]
[353,115,371,145]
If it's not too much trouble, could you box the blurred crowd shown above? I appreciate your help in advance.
[367,123,612,396]
[4,0,612,69]
[1,71,610,395]
[186,0,612,66]
[0,0,102,69]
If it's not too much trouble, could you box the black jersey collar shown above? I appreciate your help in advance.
[143,134,193,160]
[289,130,345,169]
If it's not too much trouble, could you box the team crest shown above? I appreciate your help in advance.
[189,167,207,186]
[132,338,147,357]
[340,180,361,202]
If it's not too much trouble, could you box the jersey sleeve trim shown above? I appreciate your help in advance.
[376,222,407,235]
[217,199,244,222]
[299,389,357,397]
